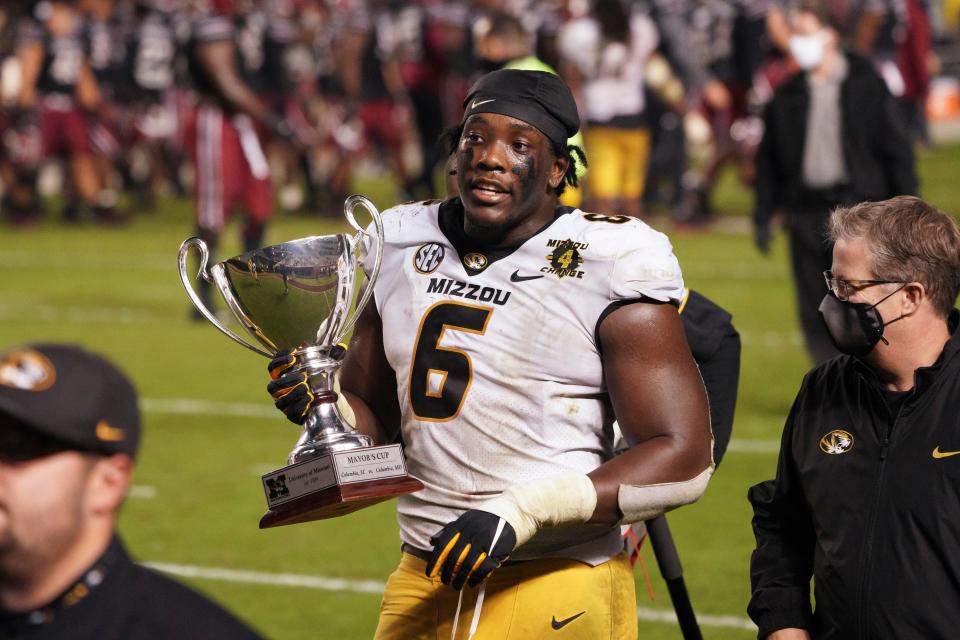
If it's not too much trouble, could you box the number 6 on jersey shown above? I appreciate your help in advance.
[409,301,493,421]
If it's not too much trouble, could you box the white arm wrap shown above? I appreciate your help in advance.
[617,464,714,524]
[476,472,598,548]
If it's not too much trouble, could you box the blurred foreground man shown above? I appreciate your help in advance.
[748,196,960,639]
[0,344,261,639]
[268,69,714,639]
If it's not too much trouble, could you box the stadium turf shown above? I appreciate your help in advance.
[1,143,957,639]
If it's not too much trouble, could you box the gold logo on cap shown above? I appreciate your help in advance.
[0,349,56,391]
[820,429,854,455]
[95,420,126,442]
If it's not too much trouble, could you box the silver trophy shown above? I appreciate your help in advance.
[178,195,421,528]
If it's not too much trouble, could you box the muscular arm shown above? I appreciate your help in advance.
[338,292,401,446]
[589,302,713,524]
[75,62,100,110]
[338,28,367,108]
[15,40,43,108]
[196,39,271,121]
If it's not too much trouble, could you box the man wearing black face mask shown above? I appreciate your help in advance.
[747,195,960,640]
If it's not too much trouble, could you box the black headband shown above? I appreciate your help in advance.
[461,69,580,149]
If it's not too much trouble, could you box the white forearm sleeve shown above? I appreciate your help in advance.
[617,464,714,523]
[476,472,597,548]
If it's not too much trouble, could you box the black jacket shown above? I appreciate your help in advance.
[748,312,960,639]
[754,53,918,223]
[0,536,262,640]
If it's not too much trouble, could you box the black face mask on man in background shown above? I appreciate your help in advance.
[818,286,907,357]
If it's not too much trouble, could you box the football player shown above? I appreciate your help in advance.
[14,0,107,223]
[268,69,713,639]
[183,0,293,315]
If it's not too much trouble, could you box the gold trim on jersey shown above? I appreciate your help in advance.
[678,288,691,314]
[408,300,494,423]
[424,369,449,398]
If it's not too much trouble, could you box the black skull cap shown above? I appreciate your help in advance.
[461,69,580,149]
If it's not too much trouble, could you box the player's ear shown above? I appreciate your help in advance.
[548,152,569,191]
[86,453,133,515]
[900,281,925,316]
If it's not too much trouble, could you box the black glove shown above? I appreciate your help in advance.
[425,510,517,590]
[266,350,316,424]
[754,217,772,255]
[266,347,347,424]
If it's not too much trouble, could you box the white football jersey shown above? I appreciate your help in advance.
[361,200,684,564]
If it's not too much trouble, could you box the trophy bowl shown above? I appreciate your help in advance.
[178,195,422,528]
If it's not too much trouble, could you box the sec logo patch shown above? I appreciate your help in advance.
[413,243,445,274]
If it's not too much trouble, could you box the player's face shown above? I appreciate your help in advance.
[0,452,93,584]
[456,113,568,245]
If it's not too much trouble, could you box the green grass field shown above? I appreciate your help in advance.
[2,143,958,639]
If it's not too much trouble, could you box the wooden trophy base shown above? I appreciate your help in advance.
[258,444,423,529]
[259,475,423,528]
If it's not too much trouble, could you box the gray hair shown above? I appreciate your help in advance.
[829,196,960,317]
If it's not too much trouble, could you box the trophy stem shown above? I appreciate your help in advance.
[287,347,373,465]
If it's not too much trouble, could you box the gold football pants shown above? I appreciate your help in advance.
[374,551,638,639]
[583,127,652,201]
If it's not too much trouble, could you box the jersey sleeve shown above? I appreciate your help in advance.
[191,15,234,43]
[16,18,44,47]
[608,224,684,303]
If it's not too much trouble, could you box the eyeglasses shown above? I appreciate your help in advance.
[823,270,907,302]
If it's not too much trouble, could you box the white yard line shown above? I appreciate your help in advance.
[725,439,781,454]
[0,252,175,270]
[139,397,781,455]
[142,562,385,594]
[0,303,166,324]
[141,397,278,419]
[142,562,757,631]
[128,485,156,499]
[636,606,757,631]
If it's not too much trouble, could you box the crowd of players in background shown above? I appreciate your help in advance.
[0,0,951,229]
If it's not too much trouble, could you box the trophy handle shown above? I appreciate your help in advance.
[338,195,384,342]
[178,237,273,358]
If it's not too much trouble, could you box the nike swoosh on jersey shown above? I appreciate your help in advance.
[510,270,545,282]
[932,446,960,459]
[471,98,496,109]
[551,611,586,630]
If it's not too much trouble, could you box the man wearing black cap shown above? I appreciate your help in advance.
[268,69,713,639]
[0,344,261,639]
